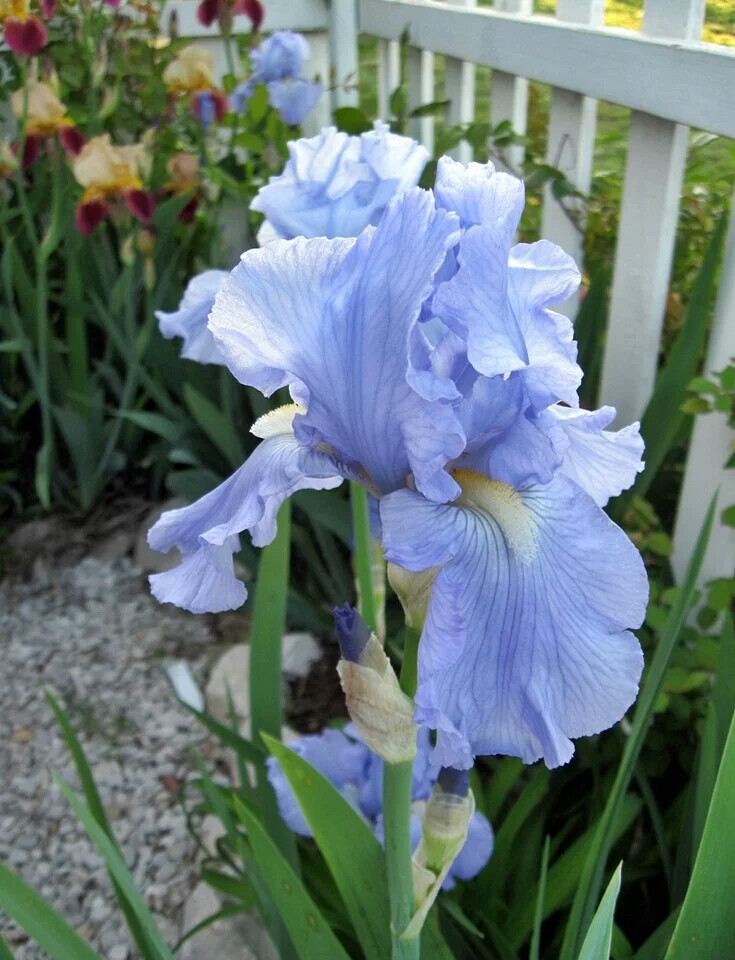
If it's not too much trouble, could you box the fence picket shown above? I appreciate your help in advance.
[540,0,603,315]
[407,47,436,152]
[672,197,735,586]
[329,0,360,109]
[598,0,707,424]
[490,0,531,172]
[444,0,476,162]
[378,38,401,120]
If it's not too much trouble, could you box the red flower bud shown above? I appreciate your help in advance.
[4,16,47,55]
[76,199,109,235]
[40,0,57,19]
[123,188,155,224]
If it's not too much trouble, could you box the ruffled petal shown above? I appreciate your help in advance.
[507,242,582,410]
[548,405,645,507]
[381,474,647,769]
[148,428,343,613]
[251,124,427,241]
[434,156,524,235]
[211,189,464,501]
[156,269,229,365]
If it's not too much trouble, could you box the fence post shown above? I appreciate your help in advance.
[598,0,707,423]
[489,0,531,172]
[444,0,476,163]
[329,0,360,109]
[303,31,333,133]
[540,0,603,315]
[672,198,735,586]
[407,47,435,152]
[378,38,401,120]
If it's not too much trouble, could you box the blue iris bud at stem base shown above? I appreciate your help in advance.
[333,603,372,663]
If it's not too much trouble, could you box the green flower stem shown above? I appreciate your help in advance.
[383,622,422,960]
[350,481,378,631]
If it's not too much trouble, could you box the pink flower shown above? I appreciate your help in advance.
[39,0,56,18]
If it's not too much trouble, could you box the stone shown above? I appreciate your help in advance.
[179,882,277,960]
[282,632,322,680]
[133,499,187,574]
[205,644,251,729]
[91,530,134,562]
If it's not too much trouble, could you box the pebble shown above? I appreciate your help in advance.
[0,554,222,958]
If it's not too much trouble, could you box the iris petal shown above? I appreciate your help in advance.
[156,269,229,365]
[380,474,648,769]
[148,429,343,613]
[210,188,465,501]
[548,405,644,507]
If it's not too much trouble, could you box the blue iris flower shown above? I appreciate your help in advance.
[266,725,494,888]
[251,123,429,241]
[155,270,229,365]
[233,31,322,128]
[251,31,310,82]
[148,155,648,771]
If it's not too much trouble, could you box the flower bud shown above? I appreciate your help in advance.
[387,562,440,630]
[334,604,416,764]
[403,768,475,941]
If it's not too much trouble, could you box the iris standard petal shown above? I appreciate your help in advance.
[211,189,465,501]
[251,124,428,241]
[434,156,524,236]
[250,30,309,82]
[548,405,645,506]
[381,473,648,769]
[507,242,582,410]
[155,269,229,365]
[148,426,343,613]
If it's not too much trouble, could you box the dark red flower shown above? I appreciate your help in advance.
[233,0,263,31]
[123,188,155,224]
[191,88,228,125]
[3,16,47,55]
[75,198,109,235]
[40,0,57,18]
[59,125,85,156]
[12,133,41,168]
[196,0,221,27]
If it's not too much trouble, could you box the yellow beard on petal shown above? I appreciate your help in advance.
[250,403,305,439]
[452,469,539,564]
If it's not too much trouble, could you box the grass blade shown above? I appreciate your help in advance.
[264,734,392,960]
[0,862,102,960]
[235,800,352,960]
[529,836,551,960]
[0,932,14,960]
[579,864,622,960]
[664,707,735,959]
[53,775,172,960]
[44,691,154,956]
[561,495,718,960]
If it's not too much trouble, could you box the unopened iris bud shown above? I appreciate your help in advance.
[404,766,475,941]
[334,604,416,764]
[334,602,371,663]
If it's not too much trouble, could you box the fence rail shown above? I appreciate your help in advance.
[169,0,734,587]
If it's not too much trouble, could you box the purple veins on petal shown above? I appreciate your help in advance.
[380,472,648,770]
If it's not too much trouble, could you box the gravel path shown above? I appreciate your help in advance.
[0,554,225,959]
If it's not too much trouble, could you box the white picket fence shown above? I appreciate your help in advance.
[167,0,735,588]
